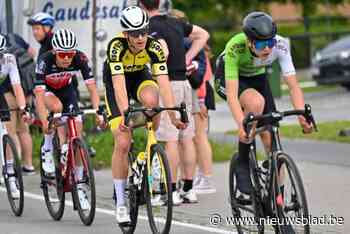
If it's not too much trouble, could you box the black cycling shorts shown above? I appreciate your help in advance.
[104,68,158,122]
[239,74,277,127]
[0,93,10,121]
[46,84,80,113]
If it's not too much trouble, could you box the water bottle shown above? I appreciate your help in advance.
[61,143,69,175]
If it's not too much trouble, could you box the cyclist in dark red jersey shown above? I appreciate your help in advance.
[34,29,103,190]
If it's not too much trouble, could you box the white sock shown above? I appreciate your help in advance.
[75,166,84,181]
[43,133,54,151]
[114,179,127,207]
[6,159,14,174]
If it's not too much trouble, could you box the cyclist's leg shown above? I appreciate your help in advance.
[5,91,34,172]
[254,75,276,153]
[58,85,83,178]
[236,76,266,194]
[135,70,160,129]
[105,73,132,223]
[3,92,21,159]
[40,90,63,174]
[0,92,13,171]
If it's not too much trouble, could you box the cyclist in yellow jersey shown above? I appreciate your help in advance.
[103,6,186,224]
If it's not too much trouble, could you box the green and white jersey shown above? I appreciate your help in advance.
[223,33,296,80]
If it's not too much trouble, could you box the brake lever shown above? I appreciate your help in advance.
[303,104,318,132]
[243,112,255,137]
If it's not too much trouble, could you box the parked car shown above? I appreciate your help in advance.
[311,35,350,89]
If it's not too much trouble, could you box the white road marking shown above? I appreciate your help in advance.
[0,187,235,234]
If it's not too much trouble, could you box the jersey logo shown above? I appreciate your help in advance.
[109,40,124,61]
[36,60,46,74]
[149,41,165,61]
[45,71,73,89]
[227,44,245,58]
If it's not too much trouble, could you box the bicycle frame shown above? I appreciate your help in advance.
[60,117,87,192]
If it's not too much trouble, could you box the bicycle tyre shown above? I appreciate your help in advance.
[40,133,65,221]
[71,138,96,226]
[272,153,310,234]
[229,153,245,234]
[145,144,173,234]
[117,150,140,234]
[3,134,24,216]
[248,150,265,234]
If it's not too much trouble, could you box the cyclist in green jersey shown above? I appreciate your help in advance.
[216,12,313,194]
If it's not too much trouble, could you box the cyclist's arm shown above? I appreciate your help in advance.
[5,54,26,108]
[226,79,244,127]
[79,52,100,110]
[224,40,245,128]
[86,82,100,110]
[186,25,209,65]
[12,84,26,109]
[112,74,128,114]
[284,75,305,110]
[276,37,304,110]
[106,38,129,114]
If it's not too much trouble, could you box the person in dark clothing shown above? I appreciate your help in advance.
[139,0,209,205]
[27,12,81,105]
[27,12,55,58]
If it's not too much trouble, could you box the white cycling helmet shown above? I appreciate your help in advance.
[120,6,149,31]
[52,29,77,51]
[0,34,6,52]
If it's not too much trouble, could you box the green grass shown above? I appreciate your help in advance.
[282,84,337,96]
[30,124,237,170]
[226,121,350,144]
[279,121,350,143]
[210,140,236,162]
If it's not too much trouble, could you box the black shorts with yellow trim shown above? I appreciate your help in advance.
[104,69,158,131]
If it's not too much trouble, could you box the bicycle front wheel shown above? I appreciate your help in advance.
[145,144,173,234]
[3,134,24,216]
[272,153,310,234]
[71,138,96,226]
[40,134,65,221]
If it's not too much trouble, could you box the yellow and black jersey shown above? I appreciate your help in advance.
[106,34,168,76]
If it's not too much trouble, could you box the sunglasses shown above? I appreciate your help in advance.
[56,50,76,59]
[254,38,277,51]
[128,27,149,38]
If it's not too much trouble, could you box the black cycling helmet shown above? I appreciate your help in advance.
[242,11,277,40]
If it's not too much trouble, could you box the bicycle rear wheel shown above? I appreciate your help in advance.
[40,134,65,221]
[272,153,310,234]
[71,138,96,226]
[3,134,24,216]
[145,144,173,234]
